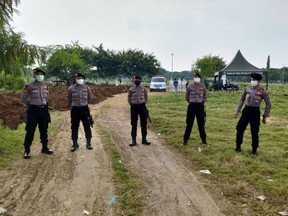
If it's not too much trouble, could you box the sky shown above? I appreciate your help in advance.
[11,0,288,72]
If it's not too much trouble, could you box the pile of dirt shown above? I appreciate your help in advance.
[0,84,129,130]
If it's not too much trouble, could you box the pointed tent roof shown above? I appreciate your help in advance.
[220,50,266,75]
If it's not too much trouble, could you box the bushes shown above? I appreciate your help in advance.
[0,71,26,91]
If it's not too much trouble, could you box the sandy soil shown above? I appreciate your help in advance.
[97,94,225,216]
[0,91,225,216]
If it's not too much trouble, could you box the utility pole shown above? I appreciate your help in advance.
[171,53,174,72]
[283,65,285,84]
[171,53,174,79]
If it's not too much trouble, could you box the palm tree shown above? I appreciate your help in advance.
[0,0,39,74]
[0,0,21,25]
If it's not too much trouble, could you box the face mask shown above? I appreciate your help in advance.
[194,77,201,83]
[251,80,258,87]
[134,80,141,86]
[76,79,84,85]
[35,75,44,82]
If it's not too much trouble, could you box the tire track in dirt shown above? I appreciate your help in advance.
[0,108,115,216]
[98,93,225,216]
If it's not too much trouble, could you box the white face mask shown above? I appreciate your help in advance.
[251,80,258,87]
[194,77,201,83]
[76,79,84,85]
[35,75,44,82]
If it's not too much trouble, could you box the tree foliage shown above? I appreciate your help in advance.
[45,42,87,83]
[0,0,39,75]
[193,55,226,79]
[45,43,161,81]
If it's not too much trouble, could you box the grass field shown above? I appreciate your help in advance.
[0,83,287,215]
[147,83,288,215]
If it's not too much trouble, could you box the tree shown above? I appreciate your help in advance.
[116,49,160,80]
[45,43,88,84]
[0,0,39,75]
[192,55,226,80]
[0,0,20,25]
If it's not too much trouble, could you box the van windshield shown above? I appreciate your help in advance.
[152,77,165,82]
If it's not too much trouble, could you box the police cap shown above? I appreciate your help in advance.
[133,75,142,80]
[250,72,262,80]
[33,68,45,75]
[194,72,202,79]
[75,73,85,79]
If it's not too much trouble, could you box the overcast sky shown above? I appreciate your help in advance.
[11,0,288,71]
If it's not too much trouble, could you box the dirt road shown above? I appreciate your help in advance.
[0,93,224,216]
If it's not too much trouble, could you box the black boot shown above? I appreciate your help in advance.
[142,137,151,145]
[41,143,54,155]
[251,147,258,158]
[202,139,207,145]
[183,139,188,146]
[129,139,137,147]
[86,138,93,150]
[71,140,79,152]
[23,149,31,159]
[235,144,241,152]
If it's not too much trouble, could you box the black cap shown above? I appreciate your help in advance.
[194,72,202,79]
[133,75,142,80]
[75,73,85,79]
[33,68,45,75]
[251,73,262,80]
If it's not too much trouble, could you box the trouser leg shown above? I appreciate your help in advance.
[250,110,260,153]
[24,108,38,152]
[71,107,80,143]
[139,106,147,140]
[183,104,196,141]
[236,108,250,149]
[130,105,138,141]
[196,105,206,143]
[38,108,49,150]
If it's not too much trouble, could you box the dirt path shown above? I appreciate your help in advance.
[0,93,225,216]
[98,93,224,216]
[0,106,115,216]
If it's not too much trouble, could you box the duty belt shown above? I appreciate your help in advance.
[30,104,47,109]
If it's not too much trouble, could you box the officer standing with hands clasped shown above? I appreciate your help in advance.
[128,75,151,147]
[67,73,93,152]
[234,72,271,158]
[183,72,207,146]
[21,68,53,159]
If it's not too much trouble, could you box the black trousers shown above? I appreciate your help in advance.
[183,103,206,142]
[71,106,92,142]
[24,105,49,152]
[236,106,260,149]
[130,103,147,140]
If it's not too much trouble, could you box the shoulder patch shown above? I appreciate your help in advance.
[23,85,29,93]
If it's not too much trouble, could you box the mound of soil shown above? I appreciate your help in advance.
[0,84,129,130]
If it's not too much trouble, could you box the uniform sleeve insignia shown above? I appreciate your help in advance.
[23,85,29,93]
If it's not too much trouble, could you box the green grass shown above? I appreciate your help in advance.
[147,83,288,215]
[96,123,144,216]
[0,111,62,168]
[1,84,287,215]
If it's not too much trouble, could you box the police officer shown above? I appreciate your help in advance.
[234,72,271,157]
[67,73,93,152]
[128,75,151,147]
[21,68,53,159]
[183,72,207,145]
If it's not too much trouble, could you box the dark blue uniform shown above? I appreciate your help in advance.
[183,82,207,145]
[128,75,150,146]
[235,85,271,156]
[67,78,93,151]
[21,79,53,158]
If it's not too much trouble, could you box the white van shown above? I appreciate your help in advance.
[150,77,166,92]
